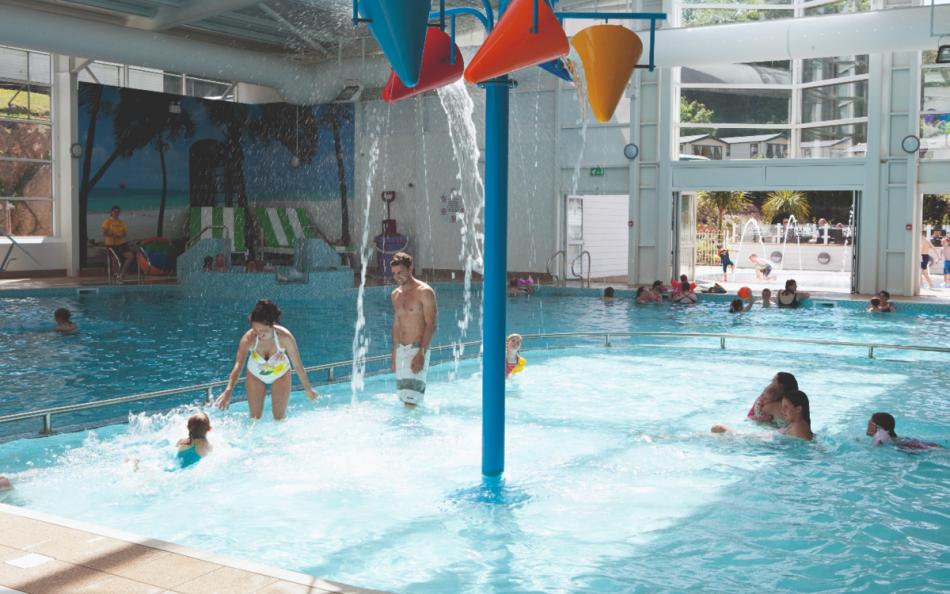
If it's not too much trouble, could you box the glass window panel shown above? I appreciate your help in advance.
[678,127,790,160]
[800,123,867,158]
[682,61,791,85]
[922,67,950,113]
[682,89,790,124]
[0,163,52,199]
[802,55,869,82]
[163,73,184,95]
[86,62,122,87]
[920,132,950,161]
[128,67,165,93]
[186,77,232,100]
[0,82,51,121]
[682,8,793,27]
[0,198,52,236]
[681,0,790,4]
[27,51,50,85]
[0,122,52,160]
[801,80,868,123]
[804,0,872,16]
[0,46,28,82]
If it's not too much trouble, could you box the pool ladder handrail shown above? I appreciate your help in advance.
[570,250,591,288]
[185,224,231,250]
[546,250,565,286]
[5,332,950,436]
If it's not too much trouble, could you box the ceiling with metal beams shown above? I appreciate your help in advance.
[2,0,599,63]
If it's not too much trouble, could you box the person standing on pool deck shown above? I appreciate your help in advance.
[921,231,935,289]
[216,299,318,420]
[390,252,437,407]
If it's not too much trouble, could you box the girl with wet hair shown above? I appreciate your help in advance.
[216,299,318,420]
[779,390,813,440]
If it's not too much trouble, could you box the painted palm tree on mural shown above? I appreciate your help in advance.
[315,103,354,247]
[154,110,195,237]
[763,190,810,223]
[79,86,191,264]
[201,100,254,253]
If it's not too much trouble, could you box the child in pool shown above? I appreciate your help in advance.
[506,334,526,379]
[867,297,881,313]
[176,412,213,468]
[866,412,943,450]
[54,308,77,333]
[0,476,12,491]
[202,255,213,272]
[761,288,772,308]
[729,298,752,313]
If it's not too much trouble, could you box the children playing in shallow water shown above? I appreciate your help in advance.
[506,334,526,378]
[176,412,212,468]
[866,412,943,449]
[54,308,77,333]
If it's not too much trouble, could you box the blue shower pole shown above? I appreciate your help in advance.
[482,76,510,478]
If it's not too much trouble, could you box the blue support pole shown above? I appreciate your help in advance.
[482,77,510,478]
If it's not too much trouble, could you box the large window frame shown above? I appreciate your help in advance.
[0,46,54,237]
[673,0,871,160]
[920,50,950,161]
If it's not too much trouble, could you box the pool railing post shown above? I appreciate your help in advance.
[482,76,510,478]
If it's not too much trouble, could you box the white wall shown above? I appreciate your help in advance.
[352,69,560,276]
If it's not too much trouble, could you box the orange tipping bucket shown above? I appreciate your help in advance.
[571,25,643,123]
[464,0,569,84]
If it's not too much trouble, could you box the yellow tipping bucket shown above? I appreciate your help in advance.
[571,25,643,123]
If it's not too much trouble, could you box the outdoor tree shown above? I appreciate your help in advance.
[763,190,810,223]
[697,191,750,236]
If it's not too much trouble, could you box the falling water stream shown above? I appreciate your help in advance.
[350,106,387,401]
[565,55,591,198]
[437,80,485,376]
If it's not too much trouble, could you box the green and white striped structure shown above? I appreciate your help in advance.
[189,207,246,253]
[256,207,320,251]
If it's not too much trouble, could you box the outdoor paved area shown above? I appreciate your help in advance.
[0,505,386,594]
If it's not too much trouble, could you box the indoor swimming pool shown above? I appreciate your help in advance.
[0,341,947,593]
[0,288,948,593]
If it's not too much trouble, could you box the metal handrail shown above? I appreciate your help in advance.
[0,339,482,434]
[570,250,591,288]
[185,224,231,249]
[546,249,566,286]
[4,331,950,436]
[0,232,41,272]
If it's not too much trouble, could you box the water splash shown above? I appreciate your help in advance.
[437,81,485,377]
[565,55,590,197]
[350,107,386,401]
[417,97,435,280]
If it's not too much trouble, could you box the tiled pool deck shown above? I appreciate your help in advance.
[0,504,386,594]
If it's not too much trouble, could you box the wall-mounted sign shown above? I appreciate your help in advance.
[589,167,605,177]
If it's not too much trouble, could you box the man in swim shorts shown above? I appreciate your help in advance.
[390,252,437,406]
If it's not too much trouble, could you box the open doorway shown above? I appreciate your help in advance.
[564,194,629,284]
[680,190,858,294]
[920,193,950,298]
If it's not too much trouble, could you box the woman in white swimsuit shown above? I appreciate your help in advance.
[216,299,318,420]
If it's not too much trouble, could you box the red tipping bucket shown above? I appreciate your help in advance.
[383,28,464,103]
[464,0,569,84]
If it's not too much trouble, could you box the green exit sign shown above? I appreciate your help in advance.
[590,167,605,177]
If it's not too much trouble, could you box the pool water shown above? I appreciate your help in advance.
[1,340,947,594]
[2,288,950,438]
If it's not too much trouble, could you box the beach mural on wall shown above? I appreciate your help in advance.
[78,82,355,266]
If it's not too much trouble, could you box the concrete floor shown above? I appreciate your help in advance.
[0,504,386,594]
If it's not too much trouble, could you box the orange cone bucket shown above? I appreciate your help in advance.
[464,0,569,84]
[383,28,463,103]
[571,25,642,122]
